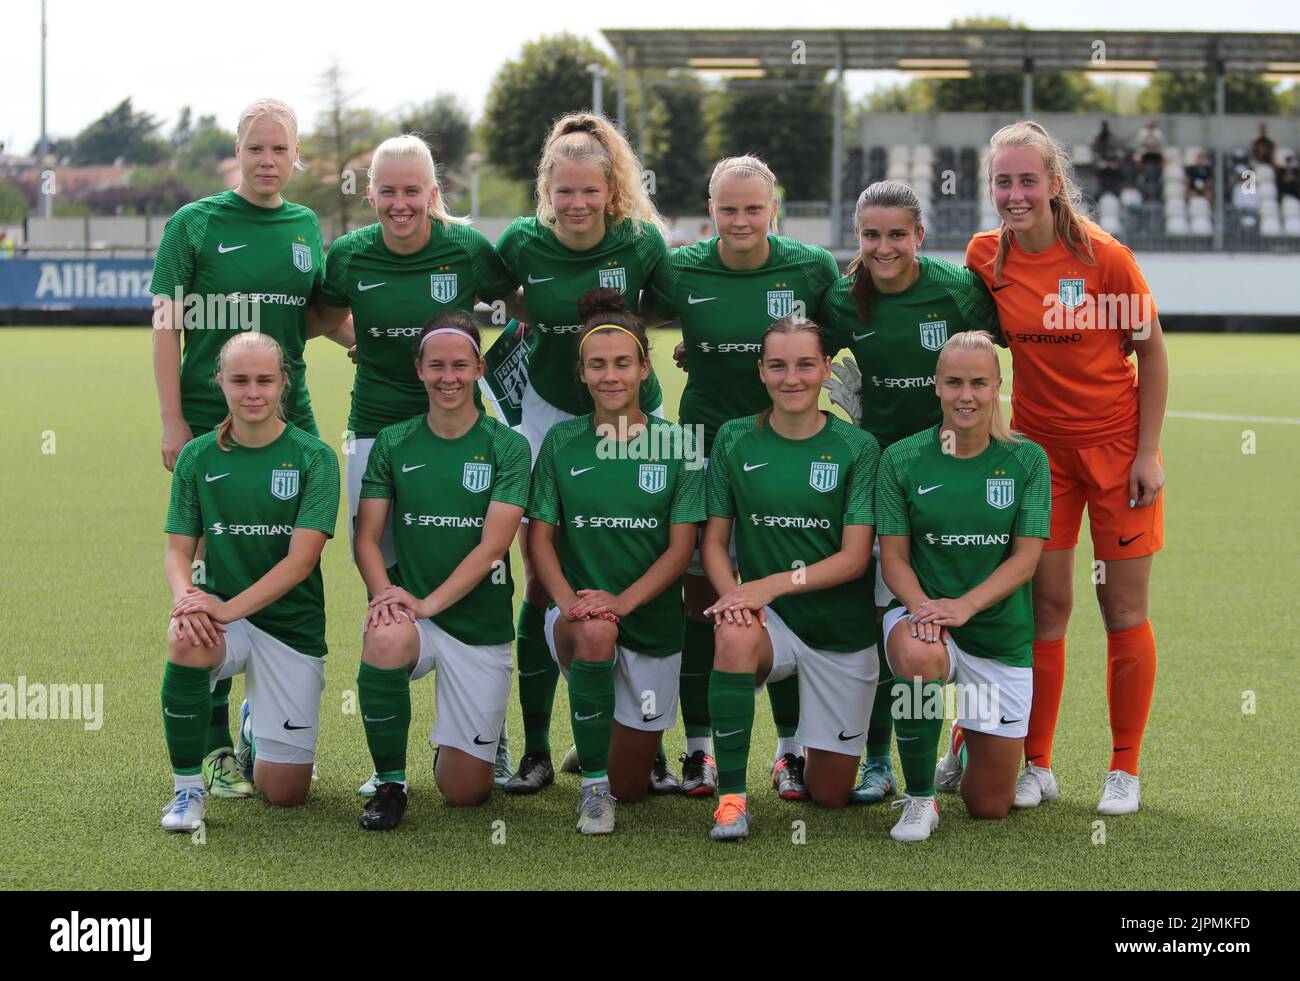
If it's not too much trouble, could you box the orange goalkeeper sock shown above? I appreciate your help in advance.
[1106,620,1157,775]
[1024,638,1066,769]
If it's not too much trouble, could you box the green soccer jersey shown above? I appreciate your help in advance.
[874,425,1051,667]
[496,217,667,416]
[151,190,324,434]
[527,415,706,657]
[164,425,340,657]
[817,255,1000,450]
[321,222,514,439]
[360,411,531,647]
[646,235,840,453]
[707,413,879,653]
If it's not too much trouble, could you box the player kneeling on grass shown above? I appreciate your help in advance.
[701,315,881,842]
[526,289,705,835]
[160,332,340,831]
[875,330,1049,842]
[353,313,531,830]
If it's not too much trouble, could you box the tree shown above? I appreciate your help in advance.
[0,180,29,222]
[1138,72,1279,115]
[70,98,169,165]
[481,33,616,183]
[398,95,472,172]
[641,74,708,214]
[177,115,236,172]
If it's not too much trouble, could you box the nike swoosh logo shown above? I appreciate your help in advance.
[401,464,426,473]
[163,707,196,719]
[472,735,494,746]
[896,735,917,741]
[205,473,230,483]
[518,668,550,678]
[527,274,554,284]
[574,712,602,721]
[357,281,386,291]
[742,462,768,472]
[838,730,865,741]
[217,243,246,254]
[283,720,311,731]
[1119,533,1144,547]
[570,466,595,477]
[642,714,664,723]
[716,729,743,738]
[852,331,876,341]
[363,715,396,723]
[687,295,716,304]
[918,484,943,495]
[999,716,1021,726]
[992,284,1013,292]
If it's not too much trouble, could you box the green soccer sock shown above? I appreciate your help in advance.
[709,670,756,795]
[681,617,715,739]
[569,659,615,779]
[205,676,233,754]
[516,600,558,755]
[766,673,800,739]
[359,662,411,784]
[894,676,944,797]
[865,622,895,758]
[162,662,213,776]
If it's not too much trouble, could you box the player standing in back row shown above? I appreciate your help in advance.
[494,112,671,794]
[644,155,840,801]
[966,121,1168,815]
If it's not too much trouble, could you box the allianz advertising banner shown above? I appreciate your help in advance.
[0,258,155,309]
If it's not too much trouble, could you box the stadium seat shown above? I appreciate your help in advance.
[1188,196,1211,219]
[1260,199,1280,221]
[1162,146,1182,166]
[912,144,934,166]
[1190,215,1213,235]
[910,159,934,183]
[1165,214,1190,235]
[1282,196,1300,220]
[1074,144,1094,167]
[1183,146,1204,166]
[1261,216,1285,237]
[1284,216,1300,237]
[887,162,910,181]
[888,144,911,167]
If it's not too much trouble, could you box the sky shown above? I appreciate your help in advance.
[4,0,1300,156]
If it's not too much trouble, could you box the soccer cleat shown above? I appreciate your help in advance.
[935,723,966,794]
[1097,769,1141,815]
[850,756,898,803]
[502,752,555,794]
[648,752,681,794]
[358,771,381,798]
[202,748,254,799]
[575,782,617,835]
[233,699,254,783]
[360,782,408,831]
[771,753,810,801]
[494,737,513,790]
[1013,763,1060,809]
[558,744,581,775]
[679,750,717,797]
[709,793,751,841]
[889,795,940,842]
[160,787,207,832]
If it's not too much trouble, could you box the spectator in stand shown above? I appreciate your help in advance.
[1135,120,1166,167]
[1251,123,1276,168]
[1091,121,1116,162]
[0,229,14,259]
[1119,182,1143,220]
[1185,151,1213,204]
[1277,154,1300,200]
[1096,155,1123,197]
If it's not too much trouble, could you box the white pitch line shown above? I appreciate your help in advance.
[996,396,1300,425]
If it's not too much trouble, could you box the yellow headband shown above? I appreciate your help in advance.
[579,324,645,358]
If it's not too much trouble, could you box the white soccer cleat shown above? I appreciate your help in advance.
[1097,769,1141,815]
[934,723,965,794]
[1013,763,1059,809]
[889,795,939,842]
[160,787,207,832]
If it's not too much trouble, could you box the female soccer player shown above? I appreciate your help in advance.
[495,112,671,793]
[527,290,704,834]
[816,179,1000,803]
[159,332,339,831]
[875,330,1050,841]
[351,313,531,829]
[151,97,331,798]
[644,155,840,800]
[966,121,1168,815]
[701,315,880,841]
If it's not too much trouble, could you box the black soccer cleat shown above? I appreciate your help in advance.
[502,751,555,795]
[359,782,408,831]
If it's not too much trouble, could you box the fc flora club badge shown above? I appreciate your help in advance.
[463,461,493,493]
[767,288,795,319]
[638,463,667,494]
[271,468,299,500]
[1058,278,1086,309]
[809,461,839,493]
[598,266,627,292]
[430,273,458,303]
[292,242,312,273]
[920,319,948,351]
[986,478,1015,510]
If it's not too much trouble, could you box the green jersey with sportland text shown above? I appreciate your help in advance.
[495,217,666,416]
[817,256,1000,449]
[321,222,514,439]
[874,425,1050,666]
[527,415,706,656]
[646,236,839,453]
[360,412,530,646]
[707,413,879,652]
[164,425,340,657]
[151,190,324,434]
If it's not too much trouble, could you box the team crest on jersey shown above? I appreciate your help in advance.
[638,464,668,494]
[291,242,312,273]
[809,462,839,493]
[463,462,493,493]
[986,478,1015,510]
[270,469,299,500]
[598,267,627,292]
[430,273,459,303]
[767,289,795,319]
[920,320,949,351]
[1058,278,1086,309]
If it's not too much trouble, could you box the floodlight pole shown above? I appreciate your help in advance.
[1022,59,1034,117]
[1213,65,1225,251]
[588,63,604,116]
[616,50,628,132]
[39,0,51,218]
[831,40,845,247]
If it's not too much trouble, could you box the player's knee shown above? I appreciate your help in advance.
[571,619,618,662]
[713,623,758,671]
[438,778,490,808]
[1099,599,1148,633]
[610,772,647,804]
[167,634,217,668]
[888,639,944,683]
[362,620,415,668]
[809,781,851,809]
[261,782,310,808]
[962,786,1012,820]
[1033,592,1073,635]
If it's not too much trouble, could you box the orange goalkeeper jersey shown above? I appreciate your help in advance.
[966,222,1156,448]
